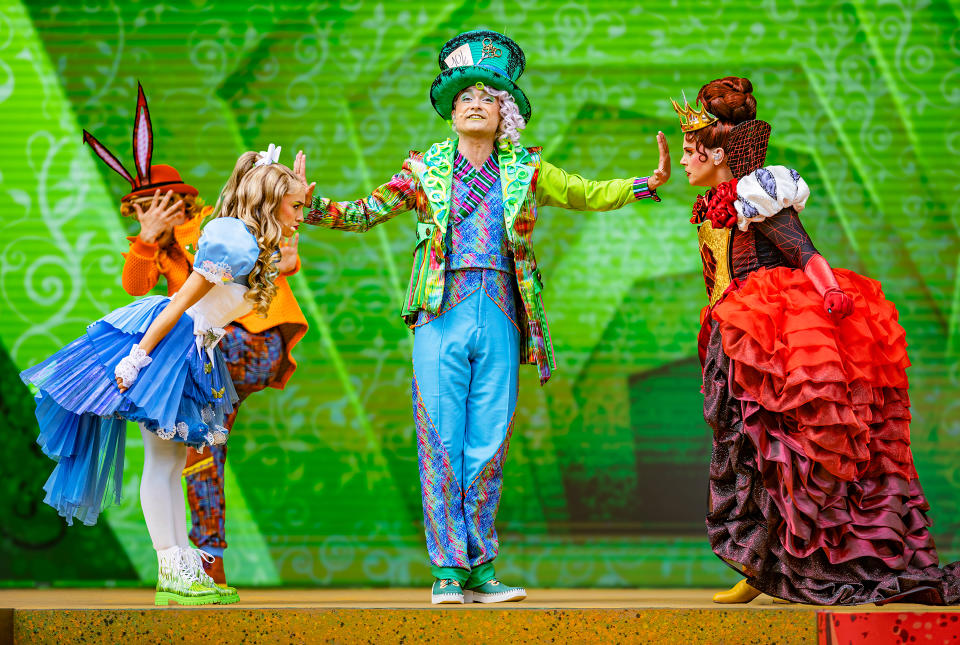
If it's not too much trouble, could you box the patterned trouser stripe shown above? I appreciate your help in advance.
[463,406,516,566]
[413,373,469,569]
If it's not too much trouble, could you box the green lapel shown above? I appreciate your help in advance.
[418,138,533,236]
[418,138,456,235]
[499,141,535,232]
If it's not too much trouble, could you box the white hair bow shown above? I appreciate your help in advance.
[254,143,282,167]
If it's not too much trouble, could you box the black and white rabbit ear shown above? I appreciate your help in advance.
[132,82,153,186]
[82,129,135,188]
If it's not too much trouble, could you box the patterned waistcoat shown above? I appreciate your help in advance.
[416,151,517,327]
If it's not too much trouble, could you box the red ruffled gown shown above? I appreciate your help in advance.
[696,171,960,605]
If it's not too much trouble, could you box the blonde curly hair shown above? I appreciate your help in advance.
[211,151,299,316]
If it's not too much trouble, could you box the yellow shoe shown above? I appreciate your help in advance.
[712,579,762,604]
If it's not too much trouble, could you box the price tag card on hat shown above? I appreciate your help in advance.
[445,44,474,68]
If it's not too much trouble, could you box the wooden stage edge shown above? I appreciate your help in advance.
[4,588,960,644]
[5,587,960,610]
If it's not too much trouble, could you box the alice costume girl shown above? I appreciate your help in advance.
[21,216,258,605]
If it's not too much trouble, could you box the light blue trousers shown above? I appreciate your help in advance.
[412,283,519,585]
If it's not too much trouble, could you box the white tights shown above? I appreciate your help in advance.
[139,424,190,551]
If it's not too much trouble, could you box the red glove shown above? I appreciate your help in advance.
[803,254,853,323]
[823,288,854,322]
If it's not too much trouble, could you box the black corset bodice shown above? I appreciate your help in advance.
[699,207,819,305]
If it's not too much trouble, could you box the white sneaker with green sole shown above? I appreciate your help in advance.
[463,579,527,603]
[431,578,464,604]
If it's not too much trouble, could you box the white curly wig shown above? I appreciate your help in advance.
[451,83,526,147]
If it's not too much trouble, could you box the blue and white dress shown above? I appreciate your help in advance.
[20,217,260,527]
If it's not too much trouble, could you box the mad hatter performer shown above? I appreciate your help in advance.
[678,76,960,605]
[83,87,309,591]
[300,30,670,604]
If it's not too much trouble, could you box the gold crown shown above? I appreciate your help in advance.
[671,91,718,132]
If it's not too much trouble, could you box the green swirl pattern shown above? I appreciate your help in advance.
[0,0,958,587]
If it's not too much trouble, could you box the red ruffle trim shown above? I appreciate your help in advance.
[712,267,916,482]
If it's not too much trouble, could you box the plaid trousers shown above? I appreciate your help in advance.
[183,324,283,554]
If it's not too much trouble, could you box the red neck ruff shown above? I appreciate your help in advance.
[691,178,738,229]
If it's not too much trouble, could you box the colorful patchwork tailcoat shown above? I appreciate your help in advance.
[306,138,657,384]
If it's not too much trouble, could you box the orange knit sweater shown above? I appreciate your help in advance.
[120,207,308,389]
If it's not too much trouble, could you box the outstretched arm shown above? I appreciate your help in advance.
[535,132,669,210]
[115,272,214,392]
[296,150,419,233]
[138,272,213,354]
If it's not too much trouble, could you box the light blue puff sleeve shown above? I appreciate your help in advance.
[193,217,259,285]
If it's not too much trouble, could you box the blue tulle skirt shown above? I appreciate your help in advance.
[20,296,238,526]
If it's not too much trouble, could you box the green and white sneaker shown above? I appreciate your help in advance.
[182,547,240,605]
[431,578,464,604]
[154,546,219,606]
[463,579,527,603]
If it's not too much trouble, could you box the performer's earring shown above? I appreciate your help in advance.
[713,150,722,166]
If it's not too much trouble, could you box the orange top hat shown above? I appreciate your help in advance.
[83,82,198,201]
[123,164,198,200]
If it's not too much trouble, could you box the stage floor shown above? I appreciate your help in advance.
[5,589,959,644]
[3,587,960,610]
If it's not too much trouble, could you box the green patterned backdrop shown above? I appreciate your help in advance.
[1,0,959,587]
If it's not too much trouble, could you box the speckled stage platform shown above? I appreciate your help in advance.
[3,589,959,644]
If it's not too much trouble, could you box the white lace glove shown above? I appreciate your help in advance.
[114,344,152,390]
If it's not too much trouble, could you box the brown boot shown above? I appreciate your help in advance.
[201,554,227,585]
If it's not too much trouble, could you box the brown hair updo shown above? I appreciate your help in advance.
[689,76,757,159]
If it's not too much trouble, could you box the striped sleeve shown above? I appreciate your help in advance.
[632,177,661,202]
[306,157,420,233]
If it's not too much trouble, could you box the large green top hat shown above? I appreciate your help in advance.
[430,29,532,123]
